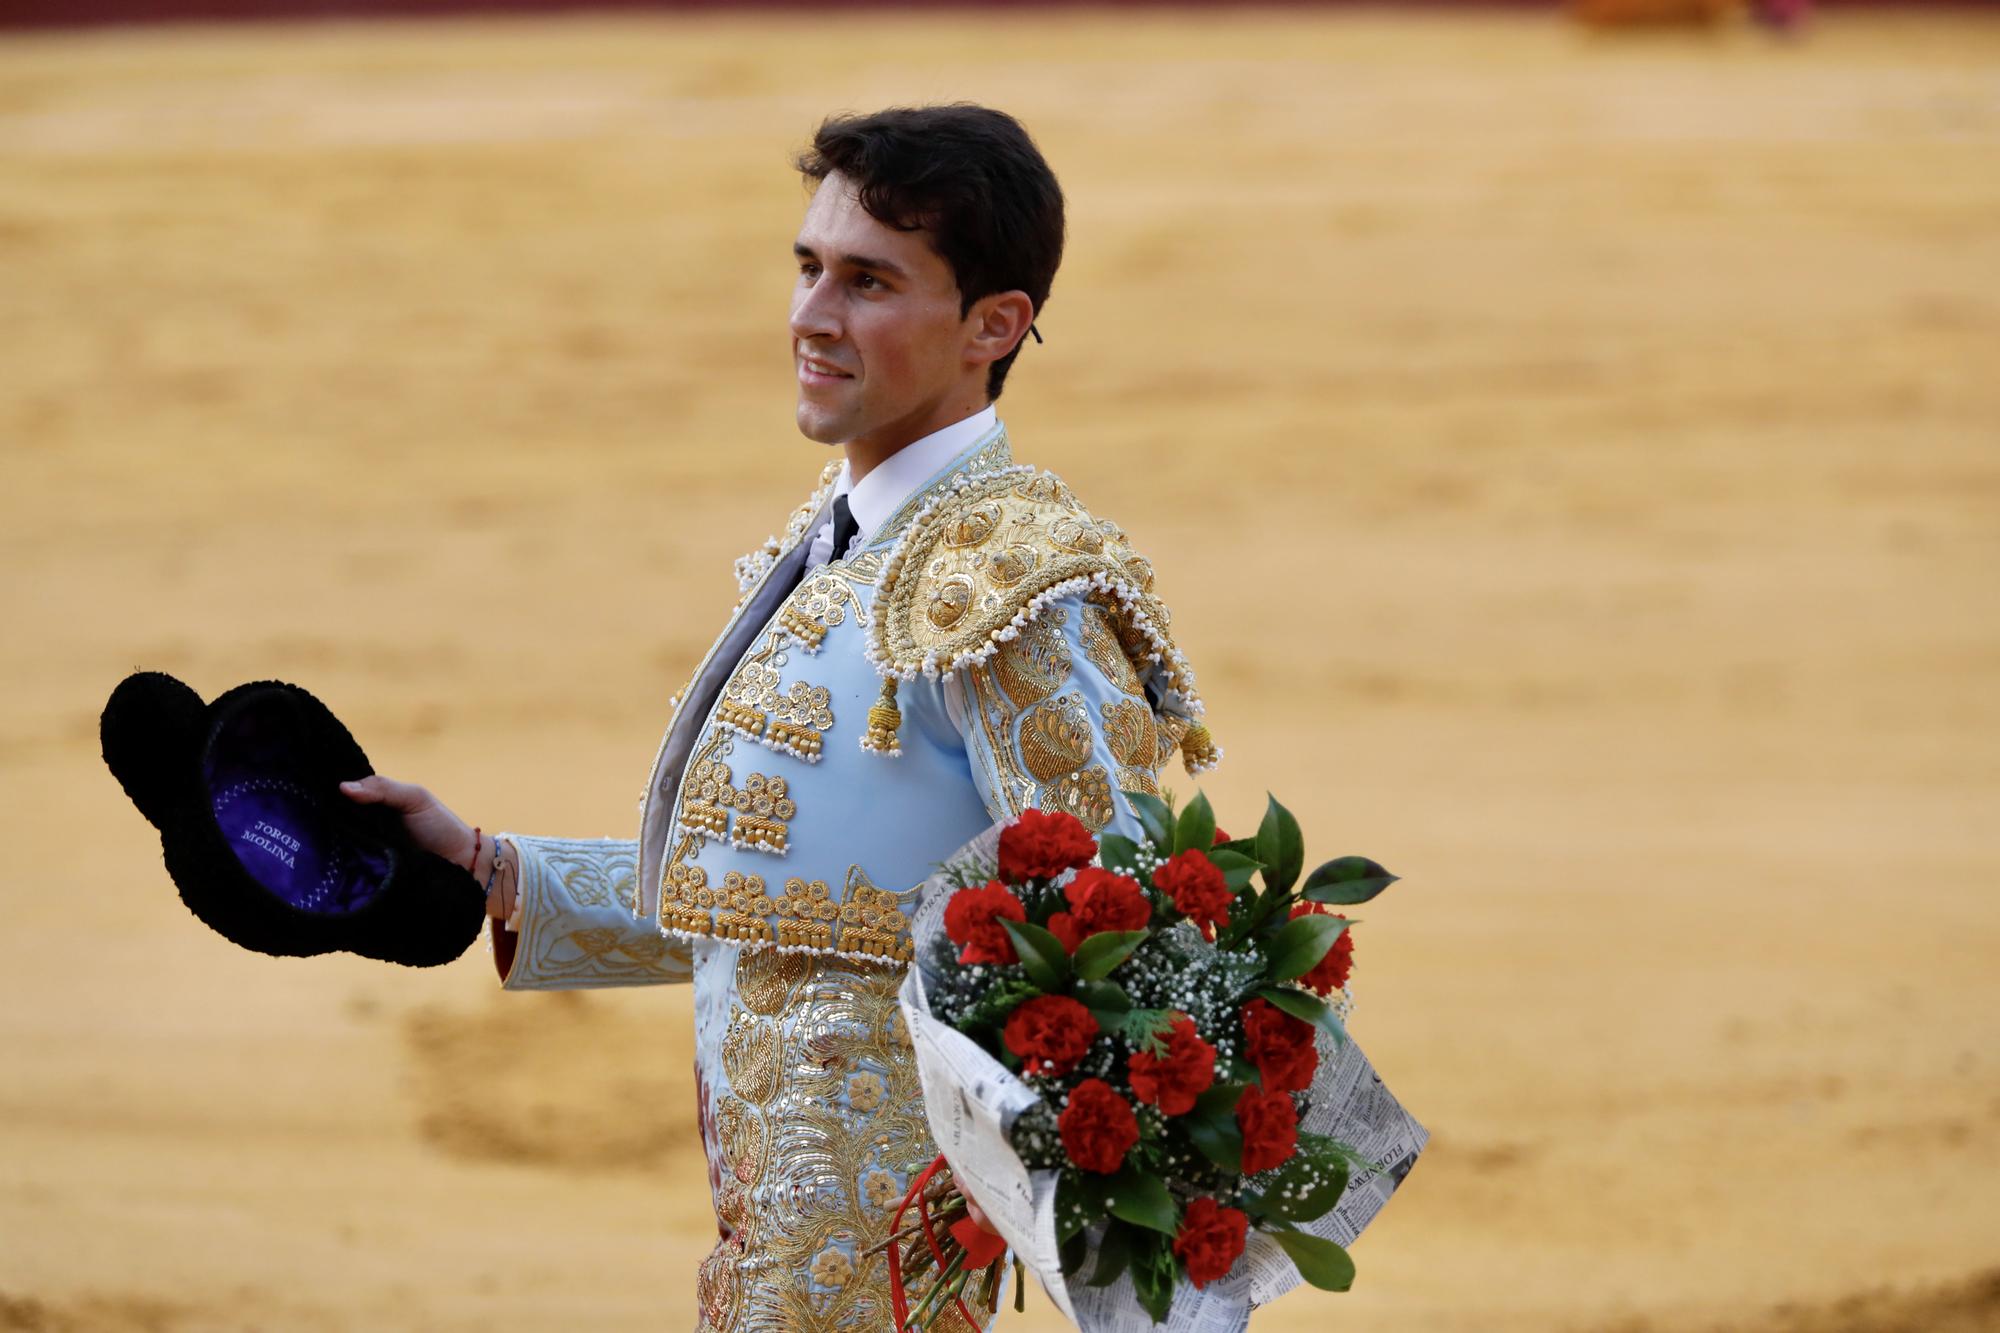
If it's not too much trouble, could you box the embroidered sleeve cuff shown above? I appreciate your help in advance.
[491,832,694,990]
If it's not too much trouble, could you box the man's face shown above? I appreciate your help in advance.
[789,172,979,455]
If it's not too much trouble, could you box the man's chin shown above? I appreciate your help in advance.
[794,403,852,446]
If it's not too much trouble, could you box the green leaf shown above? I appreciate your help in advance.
[1073,929,1149,982]
[1183,1112,1243,1173]
[1000,918,1071,992]
[1174,790,1216,856]
[1212,837,1258,859]
[1060,1230,1089,1276]
[1301,856,1399,905]
[1266,914,1352,984]
[1117,1008,1179,1055]
[1207,848,1262,892]
[1191,1083,1246,1119]
[958,976,1042,1032]
[1124,790,1175,851]
[1106,1163,1178,1235]
[1255,795,1304,895]
[1268,1227,1356,1292]
[1086,1219,1135,1288]
[1252,1141,1351,1223]
[1075,978,1132,1028]
[1056,1171,1092,1243]
[1254,985,1348,1042]
[1098,834,1144,877]
[1130,1233,1176,1322]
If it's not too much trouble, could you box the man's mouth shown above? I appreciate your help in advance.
[798,354,854,381]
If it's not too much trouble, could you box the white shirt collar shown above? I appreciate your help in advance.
[835,404,999,545]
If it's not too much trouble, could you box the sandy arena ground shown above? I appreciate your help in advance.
[2,6,1997,1330]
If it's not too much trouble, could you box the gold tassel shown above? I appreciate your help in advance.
[1180,720,1220,774]
[861,677,904,756]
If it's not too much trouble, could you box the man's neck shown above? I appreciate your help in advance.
[844,397,994,484]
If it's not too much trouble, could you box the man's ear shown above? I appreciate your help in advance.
[963,290,1036,370]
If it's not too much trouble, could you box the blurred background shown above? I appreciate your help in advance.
[2,0,1996,1329]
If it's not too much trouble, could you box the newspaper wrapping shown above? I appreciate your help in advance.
[897,824,1428,1331]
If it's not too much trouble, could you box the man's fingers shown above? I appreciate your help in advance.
[339,775,427,811]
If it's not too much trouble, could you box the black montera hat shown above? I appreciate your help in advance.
[100,672,486,967]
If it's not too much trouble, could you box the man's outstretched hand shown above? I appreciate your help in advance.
[339,776,512,919]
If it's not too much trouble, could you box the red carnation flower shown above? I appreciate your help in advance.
[1003,995,1099,1078]
[1235,1083,1300,1174]
[1154,849,1231,937]
[1173,1196,1249,1288]
[943,880,1027,966]
[1046,866,1152,953]
[1058,1077,1140,1174]
[997,808,1098,884]
[1212,827,1230,845]
[1241,997,1318,1094]
[1126,1013,1217,1116]
[1289,903,1356,996]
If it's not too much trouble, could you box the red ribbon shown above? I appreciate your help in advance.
[884,1153,997,1331]
[950,1214,1009,1270]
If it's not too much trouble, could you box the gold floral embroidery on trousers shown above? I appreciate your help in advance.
[697,949,994,1333]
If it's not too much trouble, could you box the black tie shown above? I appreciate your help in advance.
[829,493,859,563]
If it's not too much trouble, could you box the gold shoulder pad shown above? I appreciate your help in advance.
[867,467,1206,723]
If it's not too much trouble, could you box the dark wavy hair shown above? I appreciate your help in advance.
[794,104,1065,401]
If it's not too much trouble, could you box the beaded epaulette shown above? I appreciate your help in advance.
[861,466,1219,774]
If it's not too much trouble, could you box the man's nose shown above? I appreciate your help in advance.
[789,277,841,343]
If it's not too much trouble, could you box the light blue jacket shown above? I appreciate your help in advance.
[492,421,1218,989]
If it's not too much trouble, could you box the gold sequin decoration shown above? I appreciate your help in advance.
[737,947,810,1016]
[697,950,992,1333]
[1101,697,1158,769]
[779,566,871,656]
[966,664,1032,817]
[1117,765,1162,799]
[1078,602,1145,699]
[868,463,1201,719]
[695,1240,740,1332]
[1041,764,1117,833]
[717,1097,768,1186]
[1020,691,1094,782]
[716,630,835,762]
[721,1011,780,1105]
[989,604,1070,709]
[678,740,798,856]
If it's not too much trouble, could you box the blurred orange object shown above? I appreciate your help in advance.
[1570,0,1736,26]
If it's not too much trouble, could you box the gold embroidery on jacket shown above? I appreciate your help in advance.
[678,732,799,855]
[1117,765,1162,799]
[1078,601,1145,699]
[1041,764,1117,832]
[507,838,694,985]
[1020,691,1095,782]
[1101,697,1158,770]
[966,664,1032,818]
[989,604,1071,708]
[716,631,835,763]
[660,810,914,959]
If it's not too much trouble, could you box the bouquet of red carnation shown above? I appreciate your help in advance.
[891,792,1426,1330]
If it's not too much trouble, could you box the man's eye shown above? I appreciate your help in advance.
[798,262,820,280]
[855,273,881,290]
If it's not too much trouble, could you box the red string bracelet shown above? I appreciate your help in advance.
[467,827,482,875]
